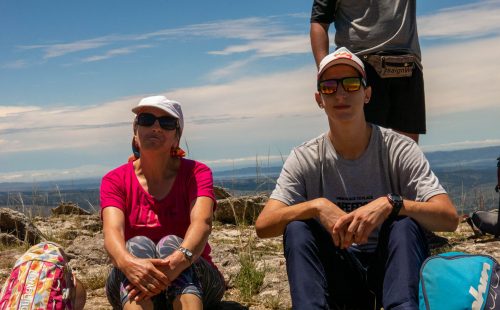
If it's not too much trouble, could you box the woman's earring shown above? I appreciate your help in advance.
[170,146,186,158]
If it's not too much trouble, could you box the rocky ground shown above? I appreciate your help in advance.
[1,208,500,309]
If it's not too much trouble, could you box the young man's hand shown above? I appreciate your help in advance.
[332,196,392,249]
[316,198,347,245]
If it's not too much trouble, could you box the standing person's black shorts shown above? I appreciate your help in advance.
[362,60,426,135]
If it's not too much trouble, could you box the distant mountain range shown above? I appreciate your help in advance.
[1,145,499,193]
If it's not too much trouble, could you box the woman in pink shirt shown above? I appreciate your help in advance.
[100,96,225,310]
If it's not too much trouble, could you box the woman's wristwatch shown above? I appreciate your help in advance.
[177,246,193,263]
[387,193,403,219]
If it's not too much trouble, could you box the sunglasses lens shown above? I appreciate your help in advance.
[319,80,338,94]
[342,78,362,92]
[137,113,156,126]
[158,117,178,130]
[137,113,177,130]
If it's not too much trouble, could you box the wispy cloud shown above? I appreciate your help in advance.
[0,106,41,117]
[12,2,500,68]
[16,17,287,59]
[0,122,130,135]
[2,60,28,69]
[82,44,153,62]
[208,35,309,57]
[21,37,112,59]
[418,0,500,39]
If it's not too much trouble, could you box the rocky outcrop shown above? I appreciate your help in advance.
[51,202,91,215]
[214,186,232,200]
[215,195,268,225]
[0,208,45,245]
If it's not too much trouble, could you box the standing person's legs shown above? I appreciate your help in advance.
[377,217,429,310]
[156,235,225,309]
[283,219,372,309]
[387,67,426,143]
[363,62,426,143]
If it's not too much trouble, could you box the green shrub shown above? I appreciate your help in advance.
[235,252,265,301]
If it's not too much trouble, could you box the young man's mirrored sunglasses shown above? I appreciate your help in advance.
[136,113,178,130]
[317,77,367,95]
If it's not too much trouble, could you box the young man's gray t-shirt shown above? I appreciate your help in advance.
[270,125,446,252]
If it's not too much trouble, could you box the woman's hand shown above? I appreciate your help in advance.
[121,256,171,301]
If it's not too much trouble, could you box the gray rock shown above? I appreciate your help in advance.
[214,186,232,199]
[215,195,268,225]
[65,233,109,267]
[51,202,91,216]
[0,208,45,245]
[0,233,23,245]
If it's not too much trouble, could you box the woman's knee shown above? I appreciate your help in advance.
[126,236,157,258]
[157,235,183,257]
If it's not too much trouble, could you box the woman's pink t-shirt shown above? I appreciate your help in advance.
[100,158,216,266]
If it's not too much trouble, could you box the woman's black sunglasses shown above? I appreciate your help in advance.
[136,113,178,130]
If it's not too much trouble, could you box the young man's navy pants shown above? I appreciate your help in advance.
[283,217,429,310]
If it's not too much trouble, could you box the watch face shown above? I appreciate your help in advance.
[389,194,403,205]
[179,247,193,259]
[393,194,403,204]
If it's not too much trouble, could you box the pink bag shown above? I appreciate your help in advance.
[0,242,75,310]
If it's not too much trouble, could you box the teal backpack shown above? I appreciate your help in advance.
[419,252,500,310]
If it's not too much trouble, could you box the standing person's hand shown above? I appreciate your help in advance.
[333,196,392,249]
[121,256,171,301]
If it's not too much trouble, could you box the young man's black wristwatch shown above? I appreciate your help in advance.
[387,193,403,219]
[177,246,193,263]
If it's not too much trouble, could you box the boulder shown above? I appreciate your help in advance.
[214,186,232,199]
[0,233,23,246]
[51,202,91,216]
[65,233,109,267]
[215,195,268,225]
[0,208,45,245]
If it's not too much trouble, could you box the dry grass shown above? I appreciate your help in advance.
[80,267,110,291]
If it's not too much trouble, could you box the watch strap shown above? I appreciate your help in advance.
[387,193,403,219]
[177,246,193,263]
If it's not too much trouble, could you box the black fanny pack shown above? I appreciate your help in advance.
[363,54,415,78]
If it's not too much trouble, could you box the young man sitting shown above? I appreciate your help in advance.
[255,47,459,309]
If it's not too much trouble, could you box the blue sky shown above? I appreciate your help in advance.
[1,0,500,182]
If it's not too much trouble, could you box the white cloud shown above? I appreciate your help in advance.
[204,58,256,81]
[208,35,309,57]
[0,66,318,156]
[421,139,500,153]
[0,165,112,183]
[424,37,500,116]
[21,37,112,59]
[419,0,500,39]
[0,106,41,117]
